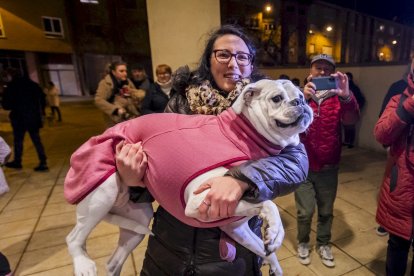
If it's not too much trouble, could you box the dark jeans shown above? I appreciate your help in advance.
[295,168,339,247]
[386,234,414,276]
[11,122,47,165]
[343,124,356,146]
[50,106,62,121]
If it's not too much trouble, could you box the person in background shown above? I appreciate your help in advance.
[343,72,365,148]
[130,64,152,92]
[375,61,412,236]
[2,68,49,172]
[379,62,412,117]
[117,24,309,275]
[44,81,62,122]
[295,54,359,268]
[374,57,414,276]
[141,64,173,114]
[291,78,301,87]
[278,74,290,80]
[95,61,146,127]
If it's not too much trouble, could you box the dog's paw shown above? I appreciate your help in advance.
[73,255,97,276]
[264,225,284,252]
[259,201,283,251]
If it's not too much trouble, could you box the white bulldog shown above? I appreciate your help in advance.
[65,79,313,276]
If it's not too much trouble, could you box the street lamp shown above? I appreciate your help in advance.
[265,4,272,13]
[326,25,333,32]
[392,40,397,45]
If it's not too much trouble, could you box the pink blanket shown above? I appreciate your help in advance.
[64,108,282,227]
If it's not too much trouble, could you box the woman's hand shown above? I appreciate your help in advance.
[115,141,148,187]
[194,176,249,221]
[331,71,350,99]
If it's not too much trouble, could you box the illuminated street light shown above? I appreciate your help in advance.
[265,4,272,13]
[326,26,333,32]
[392,40,397,45]
[309,30,313,34]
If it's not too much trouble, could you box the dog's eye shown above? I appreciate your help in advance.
[272,95,283,103]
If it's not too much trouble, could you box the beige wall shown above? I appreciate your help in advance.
[260,65,408,152]
[146,0,221,79]
[0,0,72,53]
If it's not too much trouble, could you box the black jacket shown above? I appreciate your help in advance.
[2,77,46,129]
[379,79,408,117]
[141,83,170,114]
[140,89,309,275]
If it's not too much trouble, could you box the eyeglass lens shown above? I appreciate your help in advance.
[213,50,252,66]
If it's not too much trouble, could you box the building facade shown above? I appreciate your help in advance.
[221,0,414,66]
[0,0,412,97]
[0,0,151,96]
[0,0,78,96]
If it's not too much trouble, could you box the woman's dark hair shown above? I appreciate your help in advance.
[172,25,263,95]
[194,25,259,86]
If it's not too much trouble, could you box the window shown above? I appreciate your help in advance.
[322,46,333,56]
[0,13,5,38]
[309,44,315,54]
[42,17,64,38]
[80,0,99,3]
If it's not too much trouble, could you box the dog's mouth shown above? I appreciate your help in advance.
[275,115,303,128]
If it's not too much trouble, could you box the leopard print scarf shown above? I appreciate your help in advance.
[186,79,250,115]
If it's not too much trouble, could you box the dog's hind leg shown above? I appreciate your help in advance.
[220,218,283,276]
[67,173,119,276]
[106,201,153,276]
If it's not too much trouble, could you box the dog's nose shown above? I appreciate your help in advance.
[289,99,300,106]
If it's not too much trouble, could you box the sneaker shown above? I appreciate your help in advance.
[376,226,388,236]
[318,245,335,267]
[34,164,49,172]
[5,161,22,169]
[297,242,311,265]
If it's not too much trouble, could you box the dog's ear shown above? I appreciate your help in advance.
[232,82,261,114]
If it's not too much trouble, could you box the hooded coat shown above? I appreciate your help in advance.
[375,74,414,240]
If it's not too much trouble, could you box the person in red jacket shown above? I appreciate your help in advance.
[375,57,414,276]
[295,54,360,268]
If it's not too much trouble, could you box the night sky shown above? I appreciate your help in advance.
[322,0,414,26]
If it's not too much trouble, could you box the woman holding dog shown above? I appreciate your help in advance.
[117,25,309,275]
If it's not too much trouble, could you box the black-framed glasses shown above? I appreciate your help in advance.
[212,49,253,66]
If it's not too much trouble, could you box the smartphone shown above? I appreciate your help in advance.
[312,76,338,91]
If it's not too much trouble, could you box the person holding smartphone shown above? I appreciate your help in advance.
[295,54,360,267]
[375,57,414,276]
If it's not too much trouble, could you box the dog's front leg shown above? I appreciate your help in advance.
[66,173,119,276]
[106,201,153,276]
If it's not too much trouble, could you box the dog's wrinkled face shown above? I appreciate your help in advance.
[232,79,313,147]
